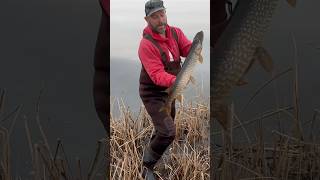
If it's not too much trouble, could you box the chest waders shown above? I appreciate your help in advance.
[139,28,181,179]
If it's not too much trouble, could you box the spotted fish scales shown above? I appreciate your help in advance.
[212,0,295,128]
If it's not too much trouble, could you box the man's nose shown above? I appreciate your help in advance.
[159,18,165,25]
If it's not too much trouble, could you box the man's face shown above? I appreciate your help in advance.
[145,10,167,34]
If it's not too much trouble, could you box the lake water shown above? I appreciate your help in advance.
[1,0,320,177]
[110,0,210,116]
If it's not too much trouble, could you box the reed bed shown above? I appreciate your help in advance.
[213,123,320,180]
[0,88,107,180]
[110,97,210,180]
[212,34,320,179]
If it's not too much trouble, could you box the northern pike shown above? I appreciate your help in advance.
[160,31,204,114]
[212,0,296,129]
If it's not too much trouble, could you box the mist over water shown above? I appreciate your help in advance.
[110,0,210,117]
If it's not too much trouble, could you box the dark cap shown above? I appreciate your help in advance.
[145,0,166,17]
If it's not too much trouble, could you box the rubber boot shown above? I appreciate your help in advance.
[141,147,161,180]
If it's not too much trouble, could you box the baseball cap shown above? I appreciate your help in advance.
[145,0,166,17]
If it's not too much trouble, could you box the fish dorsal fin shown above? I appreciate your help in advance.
[254,47,274,73]
[286,0,296,7]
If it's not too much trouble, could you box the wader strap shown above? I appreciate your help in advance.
[143,27,179,64]
[144,34,167,65]
[170,27,178,43]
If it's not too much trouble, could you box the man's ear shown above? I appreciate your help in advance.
[144,16,148,22]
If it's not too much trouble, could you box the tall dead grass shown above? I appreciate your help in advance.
[110,97,210,180]
[0,88,107,179]
[212,34,320,180]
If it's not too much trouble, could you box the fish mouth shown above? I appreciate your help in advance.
[194,31,204,43]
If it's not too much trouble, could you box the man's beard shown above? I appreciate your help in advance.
[152,22,167,34]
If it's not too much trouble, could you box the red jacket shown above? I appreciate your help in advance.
[138,25,192,87]
[99,0,109,15]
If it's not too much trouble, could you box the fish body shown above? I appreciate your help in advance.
[161,31,204,114]
[212,0,294,128]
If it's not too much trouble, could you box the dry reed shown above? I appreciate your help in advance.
[110,97,210,180]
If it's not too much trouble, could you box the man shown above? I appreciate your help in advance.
[138,0,192,179]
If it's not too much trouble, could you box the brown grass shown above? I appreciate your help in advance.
[213,126,320,180]
[212,34,320,180]
[0,88,107,179]
[110,97,210,180]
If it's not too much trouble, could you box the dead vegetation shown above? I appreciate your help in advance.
[212,35,320,180]
[212,109,320,180]
[0,88,107,180]
[110,97,210,180]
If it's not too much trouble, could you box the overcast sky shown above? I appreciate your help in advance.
[110,0,210,61]
[110,0,210,115]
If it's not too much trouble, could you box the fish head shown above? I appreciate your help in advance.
[193,31,204,44]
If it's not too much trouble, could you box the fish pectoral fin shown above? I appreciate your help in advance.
[240,57,255,80]
[197,54,204,64]
[255,47,274,74]
[189,76,196,85]
[236,77,248,86]
[165,86,174,94]
[176,94,183,104]
[286,0,296,7]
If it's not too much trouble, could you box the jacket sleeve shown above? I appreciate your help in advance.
[138,39,176,87]
[175,27,192,58]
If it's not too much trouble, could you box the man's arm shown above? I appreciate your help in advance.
[138,39,176,87]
